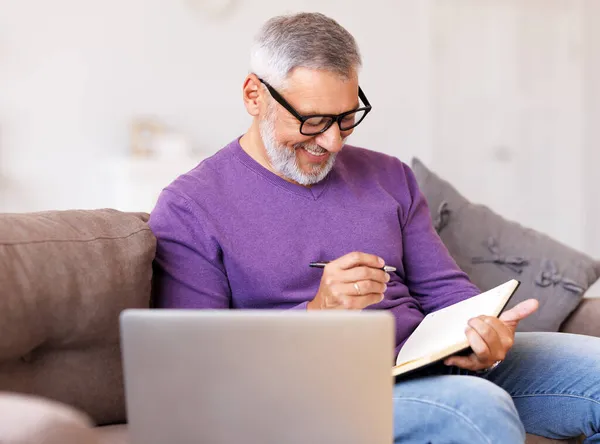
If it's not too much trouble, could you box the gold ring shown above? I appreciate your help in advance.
[353,282,362,296]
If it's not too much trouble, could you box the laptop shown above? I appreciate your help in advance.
[120,309,395,444]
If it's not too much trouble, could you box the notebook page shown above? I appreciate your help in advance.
[396,280,519,366]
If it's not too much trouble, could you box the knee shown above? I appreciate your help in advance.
[463,377,524,432]
[394,376,525,443]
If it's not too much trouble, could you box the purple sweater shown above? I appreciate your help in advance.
[149,138,480,353]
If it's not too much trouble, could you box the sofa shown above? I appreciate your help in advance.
[0,208,598,444]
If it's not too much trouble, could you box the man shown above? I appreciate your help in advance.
[149,12,600,443]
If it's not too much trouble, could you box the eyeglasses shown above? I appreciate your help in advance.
[258,78,372,136]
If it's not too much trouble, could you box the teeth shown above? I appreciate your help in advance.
[304,147,327,156]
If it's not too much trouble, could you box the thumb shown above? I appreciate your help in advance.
[499,299,539,326]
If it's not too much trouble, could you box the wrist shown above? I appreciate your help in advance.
[476,360,502,375]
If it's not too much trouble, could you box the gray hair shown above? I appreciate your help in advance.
[250,12,362,89]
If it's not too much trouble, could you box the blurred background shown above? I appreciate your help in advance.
[0,0,598,256]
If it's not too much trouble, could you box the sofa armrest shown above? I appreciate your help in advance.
[560,298,600,337]
[0,392,101,444]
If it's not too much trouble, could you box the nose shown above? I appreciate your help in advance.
[315,123,344,153]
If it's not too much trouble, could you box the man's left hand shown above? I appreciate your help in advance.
[444,299,539,371]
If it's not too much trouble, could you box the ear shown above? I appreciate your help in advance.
[242,74,264,117]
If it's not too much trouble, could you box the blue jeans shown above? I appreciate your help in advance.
[393,332,600,443]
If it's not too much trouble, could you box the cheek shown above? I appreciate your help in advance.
[276,127,313,149]
[341,128,354,139]
[272,116,313,146]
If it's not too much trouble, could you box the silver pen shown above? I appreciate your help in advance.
[309,261,397,273]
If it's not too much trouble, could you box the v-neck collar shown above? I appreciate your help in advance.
[231,138,332,201]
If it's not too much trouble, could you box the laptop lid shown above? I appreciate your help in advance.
[120,310,394,444]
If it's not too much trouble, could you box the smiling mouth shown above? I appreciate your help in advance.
[300,145,328,157]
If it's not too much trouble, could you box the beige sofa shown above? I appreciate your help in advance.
[0,209,597,444]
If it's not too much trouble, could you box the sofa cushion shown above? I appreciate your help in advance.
[411,158,600,332]
[0,391,101,444]
[0,209,155,425]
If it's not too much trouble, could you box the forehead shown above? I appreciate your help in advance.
[282,68,359,115]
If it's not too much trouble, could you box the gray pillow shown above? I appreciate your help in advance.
[411,158,600,332]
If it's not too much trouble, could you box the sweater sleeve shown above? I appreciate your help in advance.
[149,189,309,310]
[399,163,480,314]
[149,189,231,309]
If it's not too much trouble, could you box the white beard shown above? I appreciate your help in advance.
[259,110,340,186]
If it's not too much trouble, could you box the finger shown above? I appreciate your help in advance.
[481,316,514,351]
[334,251,385,271]
[340,293,385,310]
[499,299,539,325]
[342,280,387,297]
[340,266,389,284]
[468,317,503,361]
[444,354,483,371]
[481,316,512,338]
[463,325,492,364]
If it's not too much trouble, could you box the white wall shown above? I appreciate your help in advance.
[0,0,598,255]
[0,0,432,211]
[429,0,589,253]
[584,0,600,256]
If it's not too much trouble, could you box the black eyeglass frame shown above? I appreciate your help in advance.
[258,78,372,136]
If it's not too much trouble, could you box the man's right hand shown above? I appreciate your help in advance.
[307,252,390,310]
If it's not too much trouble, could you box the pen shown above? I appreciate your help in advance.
[309,261,397,273]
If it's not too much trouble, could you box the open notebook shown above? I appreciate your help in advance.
[392,279,521,377]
